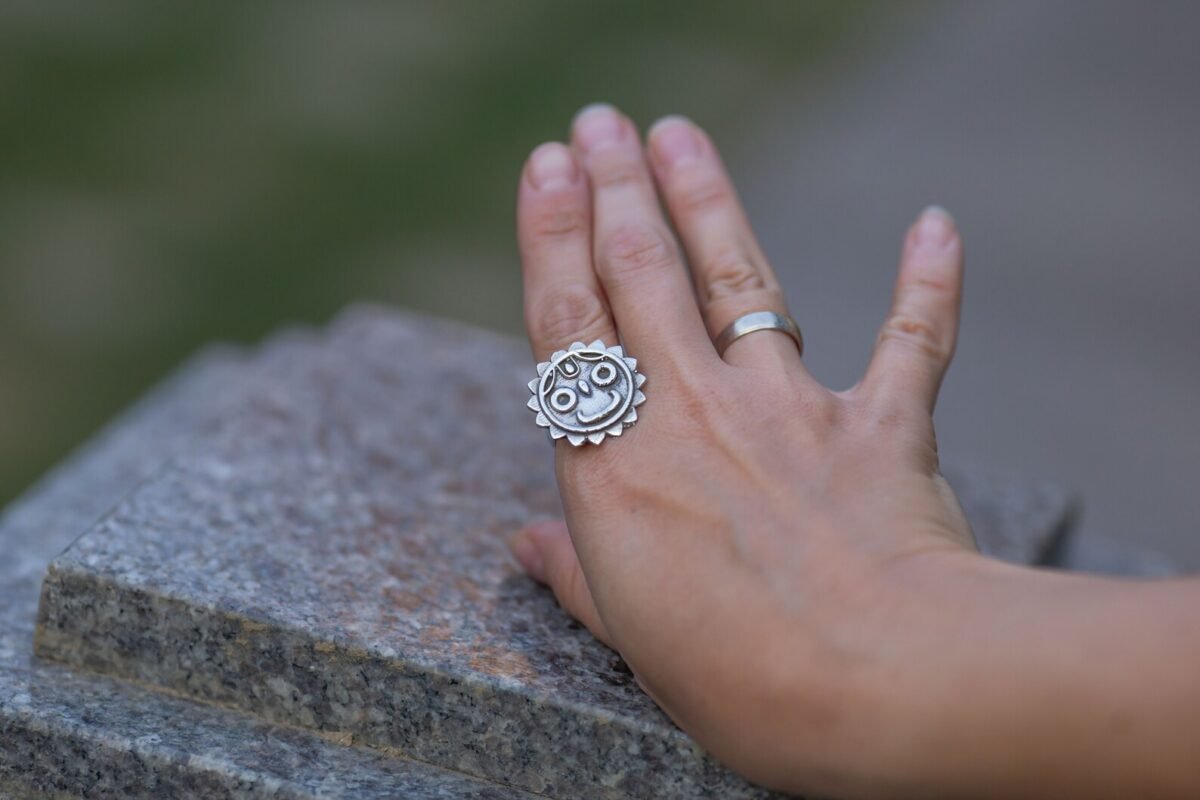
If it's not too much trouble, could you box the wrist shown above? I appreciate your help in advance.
[717,543,992,797]
[808,547,1010,797]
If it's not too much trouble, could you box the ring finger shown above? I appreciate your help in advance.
[647,116,805,372]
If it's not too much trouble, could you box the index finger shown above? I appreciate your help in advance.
[860,206,964,417]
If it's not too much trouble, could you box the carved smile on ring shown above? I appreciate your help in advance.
[577,390,622,424]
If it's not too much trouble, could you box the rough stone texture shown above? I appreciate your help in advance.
[28,306,1087,799]
[7,305,1171,799]
[941,463,1078,566]
[1,334,534,799]
[1045,532,1182,578]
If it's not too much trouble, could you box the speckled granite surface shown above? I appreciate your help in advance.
[1,331,534,799]
[941,464,1077,565]
[1046,532,1182,577]
[7,306,1152,798]
[28,307,1087,799]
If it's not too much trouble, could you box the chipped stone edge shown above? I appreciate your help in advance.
[33,560,771,800]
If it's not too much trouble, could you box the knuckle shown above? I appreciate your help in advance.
[878,314,951,363]
[675,175,733,216]
[810,392,842,431]
[529,202,588,239]
[666,366,735,432]
[703,246,766,302]
[532,284,609,346]
[598,224,678,283]
[590,157,645,190]
[559,434,630,496]
[898,272,955,294]
[780,387,840,439]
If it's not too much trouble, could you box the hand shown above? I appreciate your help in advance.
[507,102,1200,800]
[508,103,976,795]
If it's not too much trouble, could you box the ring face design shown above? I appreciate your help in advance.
[527,340,645,446]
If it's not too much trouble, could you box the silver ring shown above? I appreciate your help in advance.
[527,340,646,447]
[714,311,804,358]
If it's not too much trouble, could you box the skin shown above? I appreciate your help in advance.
[508,103,1200,799]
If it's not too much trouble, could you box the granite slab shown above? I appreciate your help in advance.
[32,306,1081,799]
[1,334,535,798]
[1044,532,1181,577]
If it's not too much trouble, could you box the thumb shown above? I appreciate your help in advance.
[509,519,614,649]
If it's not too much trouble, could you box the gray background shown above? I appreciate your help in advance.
[2,1,1197,567]
[733,1,1200,565]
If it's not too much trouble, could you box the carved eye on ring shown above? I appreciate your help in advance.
[591,362,617,387]
[550,388,578,413]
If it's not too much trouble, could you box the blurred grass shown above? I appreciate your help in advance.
[0,0,873,505]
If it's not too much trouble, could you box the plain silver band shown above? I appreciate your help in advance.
[714,311,804,358]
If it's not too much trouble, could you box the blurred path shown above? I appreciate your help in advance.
[730,1,1200,564]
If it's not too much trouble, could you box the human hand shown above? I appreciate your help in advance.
[509,103,976,796]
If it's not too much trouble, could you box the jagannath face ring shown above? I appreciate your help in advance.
[527,340,645,447]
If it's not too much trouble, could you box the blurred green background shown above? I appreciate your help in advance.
[0,1,875,506]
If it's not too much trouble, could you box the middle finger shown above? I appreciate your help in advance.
[571,104,713,376]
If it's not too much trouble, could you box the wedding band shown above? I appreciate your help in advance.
[714,311,804,357]
[527,340,646,447]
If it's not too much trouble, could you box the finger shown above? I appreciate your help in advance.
[647,116,805,372]
[518,141,618,361]
[861,206,964,416]
[509,520,615,649]
[571,104,712,374]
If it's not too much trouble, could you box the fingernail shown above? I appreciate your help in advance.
[915,205,955,246]
[508,531,545,581]
[649,116,701,168]
[573,103,624,150]
[527,143,577,191]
